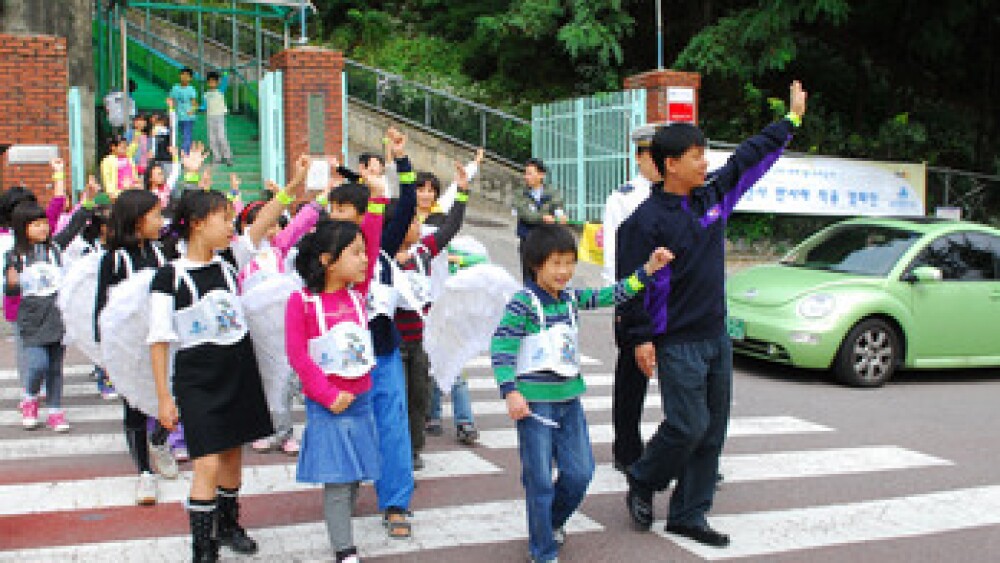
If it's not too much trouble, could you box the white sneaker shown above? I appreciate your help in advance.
[136,471,157,506]
[149,443,179,479]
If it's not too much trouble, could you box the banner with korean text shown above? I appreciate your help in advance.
[707,150,926,216]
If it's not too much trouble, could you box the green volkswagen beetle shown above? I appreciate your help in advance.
[726,217,1000,387]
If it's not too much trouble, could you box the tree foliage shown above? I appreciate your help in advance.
[314,0,998,173]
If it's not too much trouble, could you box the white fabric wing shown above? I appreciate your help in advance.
[428,251,451,302]
[240,271,300,415]
[424,264,520,392]
[448,235,489,259]
[57,251,103,364]
[99,269,159,417]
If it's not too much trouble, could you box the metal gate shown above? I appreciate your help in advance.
[531,90,646,221]
[259,70,284,185]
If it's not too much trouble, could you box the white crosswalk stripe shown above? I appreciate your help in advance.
[2,355,994,561]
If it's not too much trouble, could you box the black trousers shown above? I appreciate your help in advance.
[612,339,650,468]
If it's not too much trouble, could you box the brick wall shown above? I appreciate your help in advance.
[625,69,701,125]
[270,47,344,173]
[0,34,70,206]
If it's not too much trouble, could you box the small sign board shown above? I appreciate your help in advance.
[935,206,962,220]
[666,87,695,123]
[306,157,331,190]
[7,145,58,164]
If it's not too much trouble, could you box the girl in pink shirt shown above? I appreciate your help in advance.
[284,201,385,563]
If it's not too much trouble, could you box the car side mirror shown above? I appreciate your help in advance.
[909,266,943,283]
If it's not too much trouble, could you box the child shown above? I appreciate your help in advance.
[127,113,152,177]
[148,189,273,560]
[1,175,68,390]
[144,145,181,209]
[394,162,471,465]
[168,67,198,154]
[203,71,232,166]
[285,208,386,562]
[4,159,93,432]
[150,112,173,168]
[328,127,417,539]
[96,189,177,505]
[100,134,139,198]
[490,224,672,563]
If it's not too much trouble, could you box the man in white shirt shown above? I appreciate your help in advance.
[605,124,661,472]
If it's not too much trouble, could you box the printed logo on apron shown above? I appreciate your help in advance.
[20,248,62,297]
[304,289,375,379]
[174,261,249,349]
[515,291,580,378]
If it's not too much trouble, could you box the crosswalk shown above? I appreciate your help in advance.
[0,353,995,561]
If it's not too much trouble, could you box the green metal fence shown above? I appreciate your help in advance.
[532,90,647,222]
[67,88,85,197]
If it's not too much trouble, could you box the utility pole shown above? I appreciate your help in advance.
[656,0,664,70]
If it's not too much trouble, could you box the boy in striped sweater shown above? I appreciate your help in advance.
[490,224,672,563]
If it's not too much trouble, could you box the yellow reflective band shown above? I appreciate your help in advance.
[398,171,416,184]
[786,111,803,128]
[367,202,386,215]
[275,189,294,205]
[316,194,329,206]
[183,172,200,183]
[455,191,470,203]
[626,273,644,292]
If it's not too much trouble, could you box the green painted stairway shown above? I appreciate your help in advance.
[127,67,265,199]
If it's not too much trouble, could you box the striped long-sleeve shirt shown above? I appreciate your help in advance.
[490,268,651,402]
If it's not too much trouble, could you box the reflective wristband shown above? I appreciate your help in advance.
[785,111,803,128]
[275,189,294,206]
[455,191,470,203]
[81,199,96,210]
[183,172,200,183]
[51,172,65,181]
[367,201,386,215]
[398,171,416,184]
[316,194,329,206]
[626,272,645,292]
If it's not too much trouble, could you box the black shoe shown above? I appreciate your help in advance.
[456,423,479,445]
[665,523,730,547]
[336,545,360,562]
[188,508,219,562]
[216,492,259,554]
[425,419,443,437]
[624,473,654,531]
[412,454,425,471]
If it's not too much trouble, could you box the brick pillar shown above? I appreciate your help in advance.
[270,47,344,172]
[625,69,701,125]
[0,34,70,202]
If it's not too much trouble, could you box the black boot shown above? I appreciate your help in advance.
[188,502,219,563]
[217,487,259,554]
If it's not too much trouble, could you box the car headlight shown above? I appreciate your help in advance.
[797,293,836,319]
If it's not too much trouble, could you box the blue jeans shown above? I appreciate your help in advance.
[517,398,594,562]
[629,331,733,527]
[24,343,65,409]
[429,376,474,426]
[178,119,195,154]
[11,324,27,389]
[371,349,414,511]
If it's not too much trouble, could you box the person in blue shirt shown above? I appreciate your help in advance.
[617,81,808,548]
[168,68,198,154]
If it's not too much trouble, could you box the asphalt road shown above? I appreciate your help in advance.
[2,211,1000,562]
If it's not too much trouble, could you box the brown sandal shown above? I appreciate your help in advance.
[383,510,412,539]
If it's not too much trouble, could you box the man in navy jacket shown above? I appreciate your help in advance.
[616,81,808,547]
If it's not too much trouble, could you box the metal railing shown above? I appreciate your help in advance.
[344,60,532,166]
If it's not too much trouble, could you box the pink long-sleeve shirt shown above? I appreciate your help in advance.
[237,202,322,290]
[3,195,65,323]
[284,200,386,408]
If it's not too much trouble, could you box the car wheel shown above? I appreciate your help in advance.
[833,318,900,387]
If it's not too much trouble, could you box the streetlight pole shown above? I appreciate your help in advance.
[656,0,664,70]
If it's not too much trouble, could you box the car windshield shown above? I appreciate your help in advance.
[780,224,922,276]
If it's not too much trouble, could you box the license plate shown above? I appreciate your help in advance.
[726,317,746,341]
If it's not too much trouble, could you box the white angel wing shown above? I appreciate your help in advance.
[240,271,300,415]
[424,263,520,391]
[57,251,103,364]
[99,269,159,417]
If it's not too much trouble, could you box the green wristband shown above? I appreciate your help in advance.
[316,194,329,206]
[455,191,470,203]
[275,189,294,206]
[81,199,96,210]
[183,172,200,183]
[51,172,65,181]
[367,201,386,215]
[786,112,803,128]
[398,171,416,184]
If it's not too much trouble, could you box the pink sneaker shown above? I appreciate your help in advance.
[20,398,40,430]
[251,438,274,453]
[281,437,300,456]
[46,412,70,433]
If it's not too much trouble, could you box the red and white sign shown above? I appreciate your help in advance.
[666,87,695,123]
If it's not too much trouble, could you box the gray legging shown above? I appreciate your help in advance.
[324,482,359,551]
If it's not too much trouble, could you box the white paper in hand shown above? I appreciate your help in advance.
[306,158,330,191]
